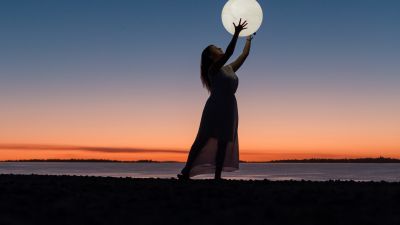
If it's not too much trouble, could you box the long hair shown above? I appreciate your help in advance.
[200,45,213,93]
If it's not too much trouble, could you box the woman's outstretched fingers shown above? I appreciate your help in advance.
[233,18,250,34]
[242,22,248,28]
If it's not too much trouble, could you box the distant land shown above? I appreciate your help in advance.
[264,157,400,163]
[2,157,400,163]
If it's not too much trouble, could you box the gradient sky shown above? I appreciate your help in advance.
[1,0,399,161]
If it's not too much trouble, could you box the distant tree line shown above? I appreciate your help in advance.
[266,157,400,163]
[3,157,399,163]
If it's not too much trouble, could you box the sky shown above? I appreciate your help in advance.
[1,0,399,161]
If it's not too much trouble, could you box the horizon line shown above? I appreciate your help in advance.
[0,143,398,159]
[2,156,400,163]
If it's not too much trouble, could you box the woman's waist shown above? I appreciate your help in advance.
[209,92,236,102]
[210,90,236,96]
[209,93,236,99]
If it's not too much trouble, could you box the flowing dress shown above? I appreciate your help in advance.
[189,64,239,177]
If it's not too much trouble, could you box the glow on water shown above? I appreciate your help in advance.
[1,162,400,182]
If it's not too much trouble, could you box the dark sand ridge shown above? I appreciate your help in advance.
[0,174,399,225]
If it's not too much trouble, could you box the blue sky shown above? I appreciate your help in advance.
[1,0,399,90]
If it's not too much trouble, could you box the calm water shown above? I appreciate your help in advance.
[1,162,400,181]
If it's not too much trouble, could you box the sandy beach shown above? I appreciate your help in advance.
[0,174,399,225]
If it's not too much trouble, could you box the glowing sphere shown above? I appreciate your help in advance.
[221,0,263,37]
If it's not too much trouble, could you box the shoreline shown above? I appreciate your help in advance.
[1,174,399,225]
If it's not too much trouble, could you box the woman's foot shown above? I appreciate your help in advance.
[177,173,190,180]
[177,167,191,180]
[214,175,223,180]
[214,169,222,180]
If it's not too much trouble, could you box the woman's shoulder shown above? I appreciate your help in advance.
[224,64,234,72]
[208,64,231,76]
[218,64,235,76]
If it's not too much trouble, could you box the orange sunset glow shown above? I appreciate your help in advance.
[1,89,399,161]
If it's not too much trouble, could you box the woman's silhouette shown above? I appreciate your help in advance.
[178,19,253,180]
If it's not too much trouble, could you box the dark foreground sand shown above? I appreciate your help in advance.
[0,175,399,225]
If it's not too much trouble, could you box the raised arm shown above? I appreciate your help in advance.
[229,35,253,72]
[209,19,248,75]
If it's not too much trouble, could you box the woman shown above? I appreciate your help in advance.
[178,18,253,180]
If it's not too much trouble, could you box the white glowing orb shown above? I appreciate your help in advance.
[221,0,263,37]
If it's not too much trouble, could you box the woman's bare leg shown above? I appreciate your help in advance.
[180,136,208,176]
[215,139,228,179]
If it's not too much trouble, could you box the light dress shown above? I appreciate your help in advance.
[189,64,239,177]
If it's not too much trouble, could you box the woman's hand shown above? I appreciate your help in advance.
[233,18,248,35]
[246,32,256,41]
[209,18,246,74]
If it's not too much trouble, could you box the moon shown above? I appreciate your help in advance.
[221,0,263,37]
